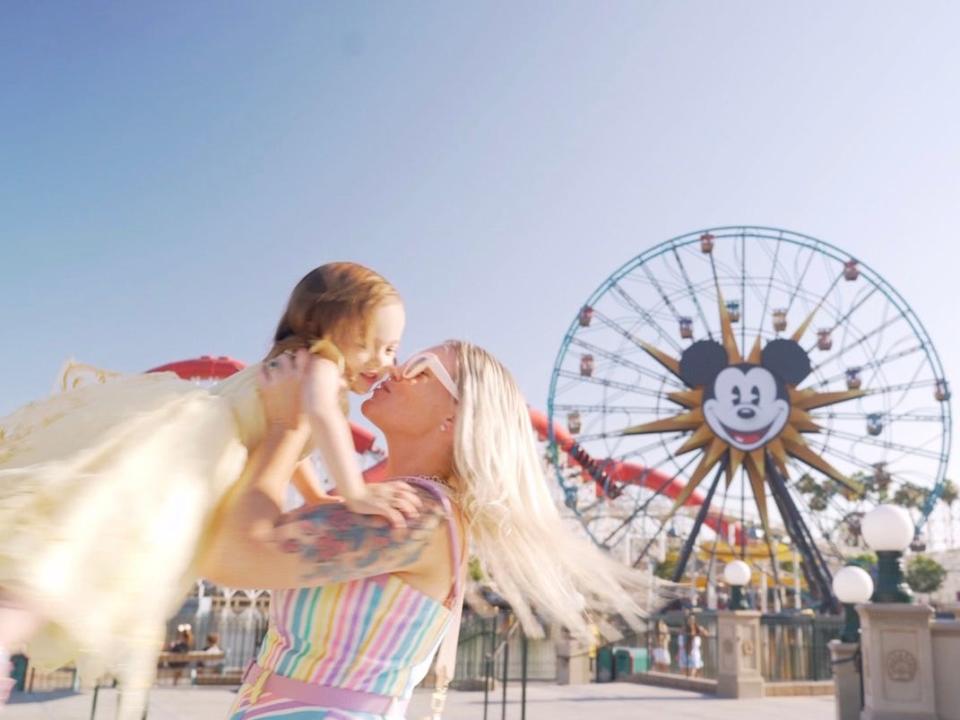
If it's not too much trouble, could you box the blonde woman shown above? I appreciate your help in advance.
[201,341,653,719]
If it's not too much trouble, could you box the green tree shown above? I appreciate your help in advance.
[847,552,877,575]
[654,557,678,580]
[796,473,818,494]
[941,479,958,507]
[905,555,947,595]
[468,556,485,583]
[809,485,835,512]
[893,483,928,510]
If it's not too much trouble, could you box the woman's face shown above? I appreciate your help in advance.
[362,343,459,438]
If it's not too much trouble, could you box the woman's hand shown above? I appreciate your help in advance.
[259,351,310,440]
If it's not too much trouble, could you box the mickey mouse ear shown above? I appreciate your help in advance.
[762,339,811,385]
[679,341,729,388]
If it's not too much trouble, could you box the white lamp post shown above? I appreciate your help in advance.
[832,565,874,642]
[861,505,914,603]
[724,559,752,611]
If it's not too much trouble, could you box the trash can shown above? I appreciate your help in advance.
[613,647,648,678]
[631,647,649,673]
[595,646,614,682]
[9,654,28,693]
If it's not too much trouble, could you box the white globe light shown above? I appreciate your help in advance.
[832,565,874,604]
[861,505,914,552]
[723,559,751,586]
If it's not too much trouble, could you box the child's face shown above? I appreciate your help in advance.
[340,301,405,394]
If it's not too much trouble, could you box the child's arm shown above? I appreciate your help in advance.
[304,357,372,502]
[301,351,415,527]
[291,459,339,506]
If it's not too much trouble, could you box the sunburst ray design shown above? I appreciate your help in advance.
[668,437,727,510]
[726,448,745,486]
[744,450,770,533]
[717,286,743,364]
[789,387,866,411]
[639,340,683,379]
[624,287,865,534]
[668,388,703,408]
[676,424,715,455]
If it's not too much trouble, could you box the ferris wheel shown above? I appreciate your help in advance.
[546,227,951,606]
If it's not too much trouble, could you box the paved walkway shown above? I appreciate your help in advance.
[5,682,835,719]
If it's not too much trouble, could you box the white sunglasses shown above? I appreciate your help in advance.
[399,351,460,401]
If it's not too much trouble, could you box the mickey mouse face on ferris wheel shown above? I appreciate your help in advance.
[680,339,812,452]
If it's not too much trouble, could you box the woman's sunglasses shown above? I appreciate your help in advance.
[399,351,460,401]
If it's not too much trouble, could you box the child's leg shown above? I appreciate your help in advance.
[0,595,41,704]
[0,593,41,647]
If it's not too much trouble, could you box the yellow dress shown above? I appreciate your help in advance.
[0,361,280,717]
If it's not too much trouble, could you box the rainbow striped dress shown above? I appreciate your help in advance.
[227,478,461,719]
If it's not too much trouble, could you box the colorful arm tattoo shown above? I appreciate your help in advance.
[271,485,446,585]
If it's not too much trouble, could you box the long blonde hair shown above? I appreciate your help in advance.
[449,341,653,641]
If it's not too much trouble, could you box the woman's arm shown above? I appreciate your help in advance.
[197,354,431,589]
[205,490,445,589]
[198,428,441,589]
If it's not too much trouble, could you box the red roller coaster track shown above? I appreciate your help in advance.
[148,357,741,541]
[527,409,743,545]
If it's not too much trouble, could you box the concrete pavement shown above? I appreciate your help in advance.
[5,681,836,719]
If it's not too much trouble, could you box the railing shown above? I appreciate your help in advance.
[163,586,270,674]
[481,612,532,720]
[606,610,841,685]
[760,613,842,682]
[658,611,719,681]
[453,610,496,686]
[17,665,79,693]
[609,612,720,681]
[454,609,556,685]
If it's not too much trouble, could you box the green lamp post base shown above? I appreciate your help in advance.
[839,603,861,643]
[729,585,748,611]
[871,550,913,604]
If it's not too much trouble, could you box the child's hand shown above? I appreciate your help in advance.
[259,352,309,439]
[343,481,424,529]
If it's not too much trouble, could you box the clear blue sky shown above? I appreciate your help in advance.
[2,1,958,476]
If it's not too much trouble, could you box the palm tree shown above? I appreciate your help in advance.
[940,480,957,546]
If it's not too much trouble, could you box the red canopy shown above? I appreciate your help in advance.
[147,355,245,380]
[146,356,378,455]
